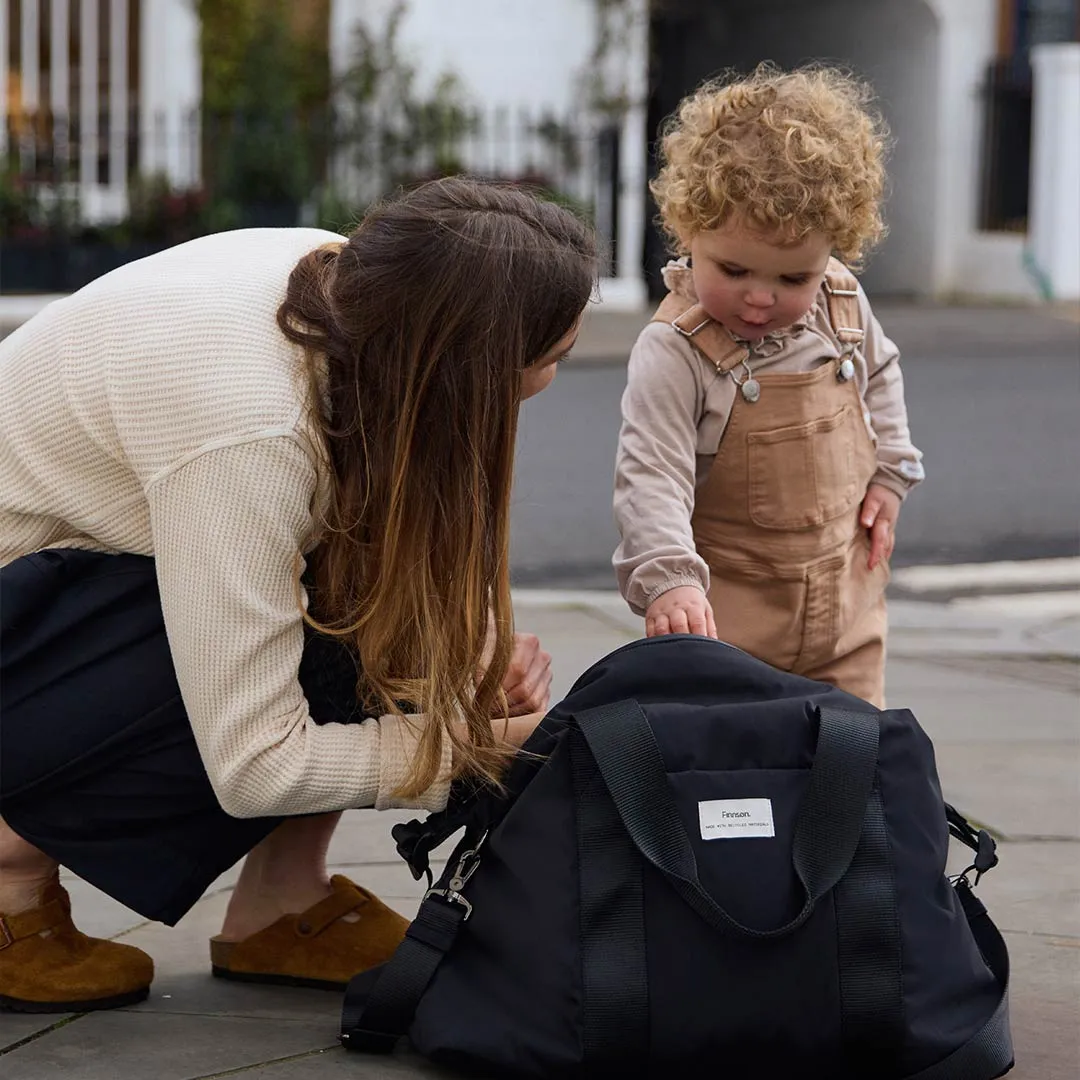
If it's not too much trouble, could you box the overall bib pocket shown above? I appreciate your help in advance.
[748,406,860,530]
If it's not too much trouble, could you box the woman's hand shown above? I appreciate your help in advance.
[501,632,553,717]
[645,585,717,638]
[860,483,902,570]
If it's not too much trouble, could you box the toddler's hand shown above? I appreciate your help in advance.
[645,586,717,638]
[860,484,902,570]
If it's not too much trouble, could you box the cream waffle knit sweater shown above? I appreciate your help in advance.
[0,228,452,818]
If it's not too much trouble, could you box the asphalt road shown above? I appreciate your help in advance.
[4,304,1077,588]
[510,326,1080,587]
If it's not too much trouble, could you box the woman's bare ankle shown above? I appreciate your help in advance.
[0,818,60,915]
[0,874,58,916]
[216,812,342,941]
[217,877,335,942]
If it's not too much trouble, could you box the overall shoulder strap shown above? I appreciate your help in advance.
[651,294,749,374]
[822,257,865,351]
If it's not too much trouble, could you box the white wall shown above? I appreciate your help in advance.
[329,0,649,307]
[656,0,1041,299]
[139,0,201,189]
[331,0,595,114]
[1029,43,1080,300]
[926,0,1039,299]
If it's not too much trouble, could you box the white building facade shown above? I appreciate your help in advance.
[3,0,1077,301]
[1,0,199,222]
[641,0,1078,302]
[329,0,1079,302]
[329,0,651,307]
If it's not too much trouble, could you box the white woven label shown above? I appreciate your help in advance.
[698,798,775,840]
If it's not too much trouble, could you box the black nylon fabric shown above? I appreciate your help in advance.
[408,735,586,1075]
[347,635,1012,1080]
[568,727,649,1064]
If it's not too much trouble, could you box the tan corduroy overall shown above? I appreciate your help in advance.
[652,260,888,706]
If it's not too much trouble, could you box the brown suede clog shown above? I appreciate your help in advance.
[0,879,154,1013]
[209,874,409,990]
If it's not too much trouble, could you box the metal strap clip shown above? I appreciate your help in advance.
[823,280,859,297]
[421,833,487,922]
[422,888,473,920]
[670,314,711,338]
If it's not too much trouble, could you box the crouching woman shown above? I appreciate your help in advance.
[0,177,595,1011]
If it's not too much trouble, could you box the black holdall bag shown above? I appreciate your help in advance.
[340,635,1012,1079]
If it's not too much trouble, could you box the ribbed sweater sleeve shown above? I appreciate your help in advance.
[613,324,712,615]
[145,435,452,818]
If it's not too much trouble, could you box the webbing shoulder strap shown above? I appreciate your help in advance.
[340,890,468,1053]
[650,255,866,368]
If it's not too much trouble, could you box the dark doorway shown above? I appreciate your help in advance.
[644,0,940,299]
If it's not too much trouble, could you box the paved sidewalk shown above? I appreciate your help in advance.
[2,591,1078,1079]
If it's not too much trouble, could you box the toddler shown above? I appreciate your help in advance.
[613,65,924,706]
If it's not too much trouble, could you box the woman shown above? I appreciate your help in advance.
[0,178,596,1012]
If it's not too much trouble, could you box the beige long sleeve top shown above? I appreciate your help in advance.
[0,228,452,818]
[614,262,924,615]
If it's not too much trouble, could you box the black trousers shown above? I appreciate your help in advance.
[0,549,369,925]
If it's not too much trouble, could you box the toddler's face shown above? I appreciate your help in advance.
[686,221,832,341]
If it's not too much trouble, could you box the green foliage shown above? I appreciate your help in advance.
[96,173,209,245]
[334,2,478,199]
[533,116,584,175]
[0,158,81,238]
[0,159,39,235]
[198,0,330,215]
[581,0,638,119]
[196,0,261,115]
[310,187,363,235]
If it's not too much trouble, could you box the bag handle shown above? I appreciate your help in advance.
[574,700,879,940]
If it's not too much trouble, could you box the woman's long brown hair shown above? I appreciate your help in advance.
[278,177,596,797]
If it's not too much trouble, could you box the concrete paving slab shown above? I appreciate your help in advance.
[934,742,1079,840]
[324,809,438,868]
[110,889,353,1022]
[1033,615,1080,657]
[0,1014,76,1054]
[513,589,644,635]
[910,656,1080,694]
[947,842,1080,938]
[882,656,1080,837]
[885,658,1079,743]
[516,592,1080,663]
[233,1045,456,1078]
[1001,931,1080,1080]
[886,600,1080,659]
[0,1011,337,1080]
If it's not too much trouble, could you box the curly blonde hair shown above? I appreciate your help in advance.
[651,64,889,267]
